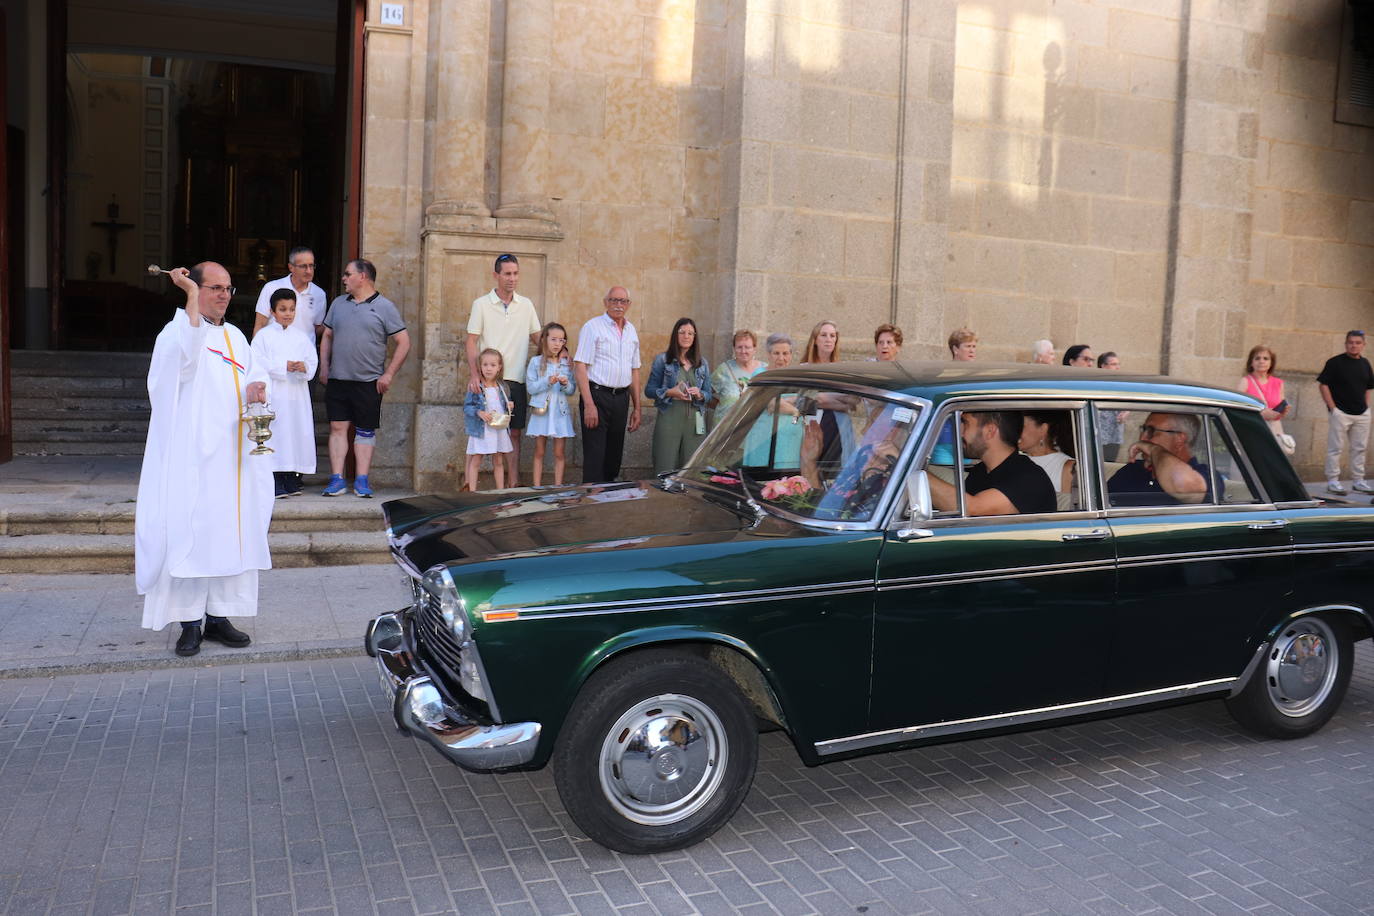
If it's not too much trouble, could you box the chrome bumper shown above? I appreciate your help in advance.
[364,610,541,771]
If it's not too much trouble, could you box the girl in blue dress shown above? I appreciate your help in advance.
[525,322,577,485]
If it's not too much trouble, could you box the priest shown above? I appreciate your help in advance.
[135,262,274,657]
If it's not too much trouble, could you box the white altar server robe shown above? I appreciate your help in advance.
[135,308,274,630]
[250,321,318,474]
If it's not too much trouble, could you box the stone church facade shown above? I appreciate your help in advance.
[290,0,1374,487]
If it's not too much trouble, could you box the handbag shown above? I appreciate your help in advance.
[528,358,559,415]
[1267,418,1295,456]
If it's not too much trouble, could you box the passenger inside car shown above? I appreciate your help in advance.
[794,400,916,520]
[1107,411,1211,506]
[929,411,1056,516]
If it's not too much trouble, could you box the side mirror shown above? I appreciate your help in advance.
[906,469,933,522]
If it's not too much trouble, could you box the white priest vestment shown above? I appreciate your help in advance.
[250,321,318,474]
[135,308,274,630]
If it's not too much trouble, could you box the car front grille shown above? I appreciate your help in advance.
[415,590,464,673]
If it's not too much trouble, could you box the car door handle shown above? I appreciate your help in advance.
[1062,528,1110,541]
[1247,519,1288,530]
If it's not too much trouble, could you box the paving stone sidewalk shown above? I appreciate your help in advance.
[0,566,409,678]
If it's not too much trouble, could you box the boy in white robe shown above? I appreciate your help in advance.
[251,289,319,497]
[135,263,274,657]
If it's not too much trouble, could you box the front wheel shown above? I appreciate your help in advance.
[552,650,759,853]
[1225,615,1353,739]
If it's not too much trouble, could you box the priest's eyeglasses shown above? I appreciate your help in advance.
[202,284,237,296]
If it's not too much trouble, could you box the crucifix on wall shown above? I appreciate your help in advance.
[91,195,134,275]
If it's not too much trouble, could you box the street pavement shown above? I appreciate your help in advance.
[0,648,1370,915]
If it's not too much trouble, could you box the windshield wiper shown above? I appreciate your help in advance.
[688,476,764,527]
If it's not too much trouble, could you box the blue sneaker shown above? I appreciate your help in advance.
[353,475,373,498]
[321,475,347,496]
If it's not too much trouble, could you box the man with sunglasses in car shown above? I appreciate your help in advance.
[1107,412,1210,506]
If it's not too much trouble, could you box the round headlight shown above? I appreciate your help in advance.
[422,567,469,643]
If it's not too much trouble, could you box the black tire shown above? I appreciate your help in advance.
[1225,614,1353,739]
[552,649,759,853]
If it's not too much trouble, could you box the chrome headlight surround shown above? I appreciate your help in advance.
[422,566,470,644]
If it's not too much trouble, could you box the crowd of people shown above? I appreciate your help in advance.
[132,244,1361,656]
[174,246,1334,504]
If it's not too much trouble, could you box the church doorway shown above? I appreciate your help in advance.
[54,0,361,351]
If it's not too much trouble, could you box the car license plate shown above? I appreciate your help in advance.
[377,658,398,704]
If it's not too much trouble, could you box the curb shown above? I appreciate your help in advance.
[0,639,368,680]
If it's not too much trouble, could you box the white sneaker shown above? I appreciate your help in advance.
[1355,481,1374,493]
[1327,481,1348,495]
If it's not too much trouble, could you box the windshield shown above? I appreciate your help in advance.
[683,385,919,522]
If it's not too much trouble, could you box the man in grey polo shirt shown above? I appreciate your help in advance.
[318,259,411,498]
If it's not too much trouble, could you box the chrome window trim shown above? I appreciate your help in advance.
[915,508,1107,530]
[815,677,1237,756]
[1102,502,1283,519]
[497,578,876,619]
[1275,499,1321,509]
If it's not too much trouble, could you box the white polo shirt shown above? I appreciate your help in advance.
[573,313,641,389]
[254,276,328,343]
[468,289,541,382]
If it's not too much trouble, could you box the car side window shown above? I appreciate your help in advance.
[1207,420,1261,505]
[923,408,1077,519]
[1104,408,1217,508]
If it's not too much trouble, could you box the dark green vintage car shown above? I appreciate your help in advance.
[365,363,1372,852]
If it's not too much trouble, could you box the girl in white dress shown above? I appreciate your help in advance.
[250,289,318,497]
[464,348,512,491]
[525,322,576,486]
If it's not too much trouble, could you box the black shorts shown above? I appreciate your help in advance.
[508,379,528,430]
[326,379,383,429]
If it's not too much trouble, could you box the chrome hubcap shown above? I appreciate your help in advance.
[598,694,727,826]
[1265,618,1337,718]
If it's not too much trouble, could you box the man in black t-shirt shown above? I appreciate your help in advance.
[929,411,1056,516]
[1317,329,1374,495]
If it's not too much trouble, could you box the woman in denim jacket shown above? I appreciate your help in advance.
[645,317,712,474]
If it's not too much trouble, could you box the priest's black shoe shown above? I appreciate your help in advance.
[203,615,251,648]
[175,623,203,657]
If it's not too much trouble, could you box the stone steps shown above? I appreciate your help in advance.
[10,350,152,377]
[0,530,392,574]
[0,496,387,536]
[14,416,151,436]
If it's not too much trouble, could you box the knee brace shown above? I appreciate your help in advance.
[354,428,376,446]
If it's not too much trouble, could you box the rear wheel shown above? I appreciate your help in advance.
[552,650,758,853]
[1225,615,1353,739]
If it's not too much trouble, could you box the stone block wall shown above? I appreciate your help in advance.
[1248,0,1374,476]
[353,0,1374,488]
[946,0,1183,367]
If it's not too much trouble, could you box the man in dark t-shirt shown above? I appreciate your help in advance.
[929,411,1056,516]
[1316,330,1374,495]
